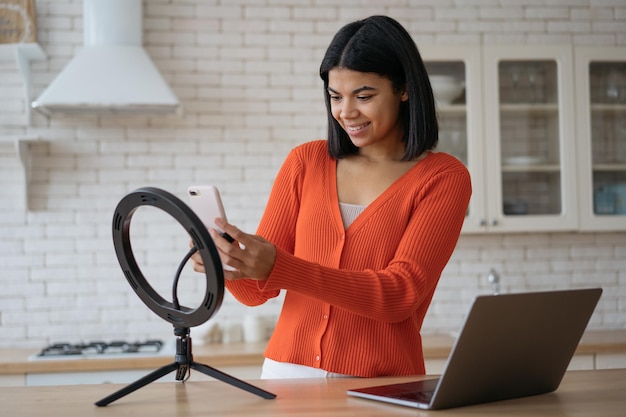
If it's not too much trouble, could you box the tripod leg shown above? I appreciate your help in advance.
[95,362,179,407]
[190,362,276,399]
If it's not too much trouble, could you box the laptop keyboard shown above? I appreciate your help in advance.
[392,389,434,404]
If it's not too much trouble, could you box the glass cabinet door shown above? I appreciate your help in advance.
[498,60,562,216]
[484,46,577,232]
[576,47,626,231]
[421,45,485,233]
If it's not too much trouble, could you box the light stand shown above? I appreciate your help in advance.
[95,187,276,407]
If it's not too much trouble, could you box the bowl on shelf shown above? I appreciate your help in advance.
[429,75,465,105]
[504,156,545,166]
[503,198,528,215]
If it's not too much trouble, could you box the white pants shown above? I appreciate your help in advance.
[260,358,355,379]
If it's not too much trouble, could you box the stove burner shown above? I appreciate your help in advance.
[37,340,164,357]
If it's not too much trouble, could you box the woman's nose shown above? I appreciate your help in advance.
[340,99,358,119]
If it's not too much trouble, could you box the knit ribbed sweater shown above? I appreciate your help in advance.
[225,140,472,377]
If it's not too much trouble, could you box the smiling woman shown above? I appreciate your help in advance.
[190,15,472,380]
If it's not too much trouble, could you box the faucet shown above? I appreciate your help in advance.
[488,268,500,295]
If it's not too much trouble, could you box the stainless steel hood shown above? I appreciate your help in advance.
[31,0,180,115]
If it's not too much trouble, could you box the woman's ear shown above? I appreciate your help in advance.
[399,84,409,101]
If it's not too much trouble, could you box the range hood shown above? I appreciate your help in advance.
[32,0,179,115]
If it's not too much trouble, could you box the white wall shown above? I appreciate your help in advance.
[1,0,625,348]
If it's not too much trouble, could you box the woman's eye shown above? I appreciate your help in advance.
[357,95,372,101]
[329,95,341,102]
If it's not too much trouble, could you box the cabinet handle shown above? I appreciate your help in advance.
[480,219,487,226]
[491,219,498,226]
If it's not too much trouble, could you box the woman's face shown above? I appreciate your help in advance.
[327,68,408,153]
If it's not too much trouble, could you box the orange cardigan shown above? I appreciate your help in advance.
[226,140,471,377]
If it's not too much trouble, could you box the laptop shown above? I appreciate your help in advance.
[347,288,602,410]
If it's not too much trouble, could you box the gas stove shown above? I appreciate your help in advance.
[30,340,169,360]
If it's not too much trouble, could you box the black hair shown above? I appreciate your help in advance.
[319,15,438,161]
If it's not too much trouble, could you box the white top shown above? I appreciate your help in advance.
[339,202,366,229]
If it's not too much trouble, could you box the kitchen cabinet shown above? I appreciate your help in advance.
[596,353,626,369]
[423,45,578,233]
[0,374,25,387]
[427,353,595,374]
[575,47,626,231]
[421,45,486,233]
[482,46,578,232]
[24,365,262,386]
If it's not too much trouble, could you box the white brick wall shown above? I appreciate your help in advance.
[1,0,625,348]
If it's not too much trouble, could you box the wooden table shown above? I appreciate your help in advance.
[2,368,625,416]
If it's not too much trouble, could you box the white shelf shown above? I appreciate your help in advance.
[0,43,44,60]
[502,164,561,173]
[593,164,626,172]
[590,103,626,112]
[0,134,44,210]
[499,103,560,113]
[0,43,46,125]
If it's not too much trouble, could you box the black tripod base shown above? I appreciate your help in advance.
[95,329,276,407]
[95,360,276,406]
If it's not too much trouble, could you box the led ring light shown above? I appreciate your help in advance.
[98,187,274,407]
[112,187,224,328]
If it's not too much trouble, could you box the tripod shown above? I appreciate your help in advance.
[95,326,276,406]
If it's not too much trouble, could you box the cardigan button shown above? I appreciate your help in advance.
[315,355,320,361]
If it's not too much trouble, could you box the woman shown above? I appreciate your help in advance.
[192,15,471,378]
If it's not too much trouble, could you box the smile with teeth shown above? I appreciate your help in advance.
[346,122,370,133]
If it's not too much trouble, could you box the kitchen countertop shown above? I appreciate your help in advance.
[0,340,270,376]
[1,330,625,376]
[2,369,626,416]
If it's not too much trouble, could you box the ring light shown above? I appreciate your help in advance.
[111,186,223,328]
[98,186,276,406]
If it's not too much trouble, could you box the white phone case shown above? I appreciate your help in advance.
[187,185,235,271]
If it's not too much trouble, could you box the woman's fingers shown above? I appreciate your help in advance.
[209,227,243,269]
[213,218,276,280]
[189,239,205,273]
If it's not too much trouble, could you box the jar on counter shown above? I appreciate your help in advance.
[243,315,266,343]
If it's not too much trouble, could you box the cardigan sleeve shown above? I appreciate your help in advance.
[258,161,472,323]
[224,146,305,306]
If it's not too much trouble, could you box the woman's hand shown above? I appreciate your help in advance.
[190,218,276,281]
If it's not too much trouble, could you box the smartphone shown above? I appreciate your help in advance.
[187,185,235,271]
